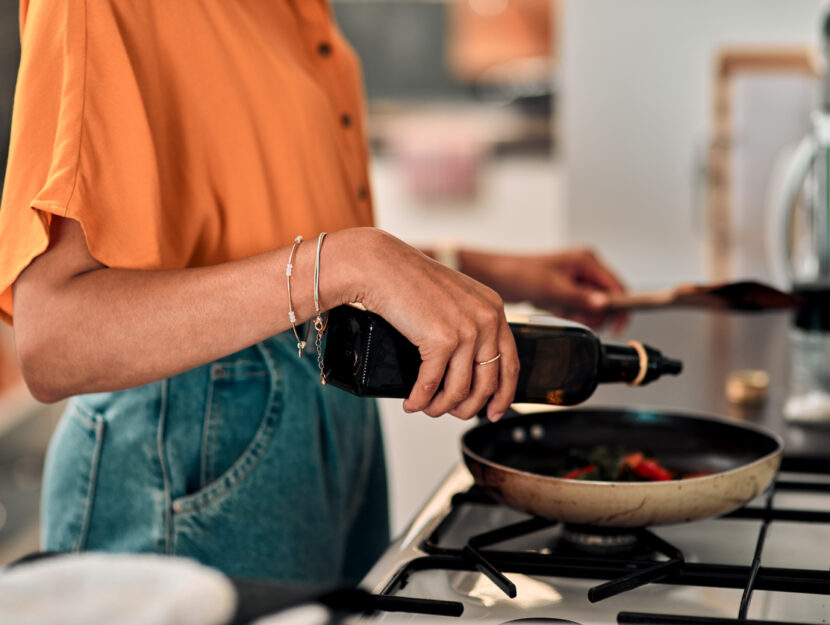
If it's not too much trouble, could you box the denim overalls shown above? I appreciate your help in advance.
[40,331,389,585]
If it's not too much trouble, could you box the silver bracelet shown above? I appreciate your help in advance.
[286,236,309,359]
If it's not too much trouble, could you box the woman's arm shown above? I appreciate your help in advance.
[13,218,517,420]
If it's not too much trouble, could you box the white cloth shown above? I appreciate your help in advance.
[0,553,237,625]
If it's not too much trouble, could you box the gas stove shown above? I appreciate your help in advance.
[359,457,830,624]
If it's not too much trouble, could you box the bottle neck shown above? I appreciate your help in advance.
[599,342,683,386]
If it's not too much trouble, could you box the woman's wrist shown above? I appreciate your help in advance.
[315,227,380,312]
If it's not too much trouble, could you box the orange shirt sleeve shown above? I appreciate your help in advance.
[0,0,85,324]
[0,0,171,324]
[0,0,375,326]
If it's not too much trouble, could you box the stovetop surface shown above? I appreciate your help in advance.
[369,466,830,624]
[363,313,830,623]
[380,567,830,623]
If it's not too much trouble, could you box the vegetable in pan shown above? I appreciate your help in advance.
[559,445,709,481]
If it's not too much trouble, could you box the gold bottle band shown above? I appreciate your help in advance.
[626,340,649,387]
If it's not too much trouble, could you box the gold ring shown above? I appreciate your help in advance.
[477,353,501,366]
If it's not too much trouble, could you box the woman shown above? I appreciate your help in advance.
[0,1,624,585]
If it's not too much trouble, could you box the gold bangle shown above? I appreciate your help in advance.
[313,232,328,385]
[286,236,309,359]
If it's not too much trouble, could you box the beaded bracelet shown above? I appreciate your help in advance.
[286,235,310,359]
[313,232,328,385]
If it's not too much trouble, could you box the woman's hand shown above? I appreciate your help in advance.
[339,229,519,422]
[456,248,628,332]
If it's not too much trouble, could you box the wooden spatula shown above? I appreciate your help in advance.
[607,280,803,312]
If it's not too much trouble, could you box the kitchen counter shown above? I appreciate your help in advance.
[587,308,830,462]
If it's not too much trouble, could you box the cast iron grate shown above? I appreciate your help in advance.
[374,456,830,624]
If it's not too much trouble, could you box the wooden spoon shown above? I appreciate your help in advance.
[607,280,803,312]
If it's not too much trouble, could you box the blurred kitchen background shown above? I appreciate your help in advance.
[0,0,825,564]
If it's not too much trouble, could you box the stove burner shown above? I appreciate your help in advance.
[557,524,651,558]
[381,469,830,623]
[457,517,686,603]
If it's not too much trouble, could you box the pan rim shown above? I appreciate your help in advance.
[461,405,784,489]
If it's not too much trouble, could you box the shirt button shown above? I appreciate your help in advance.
[317,42,332,57]
[340,113,352,128]
[357,186,368,200]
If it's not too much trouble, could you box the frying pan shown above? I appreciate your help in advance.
[461,408,783,527]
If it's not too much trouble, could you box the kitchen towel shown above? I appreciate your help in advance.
[0,552,236,625]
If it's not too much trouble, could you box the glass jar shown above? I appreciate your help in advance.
[784,287,830,422]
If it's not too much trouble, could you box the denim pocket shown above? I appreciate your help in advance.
[41,399,106,551]
[171,357,282,514]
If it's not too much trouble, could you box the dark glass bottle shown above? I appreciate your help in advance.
[323,305,682,406]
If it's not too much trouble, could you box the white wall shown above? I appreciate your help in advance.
[372,154,566,251]
[561,0,824,287]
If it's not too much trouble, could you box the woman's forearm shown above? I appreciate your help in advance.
[13,220,362,401]
[14,219,518,421]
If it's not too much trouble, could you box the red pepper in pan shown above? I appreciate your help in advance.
[621,452,675,481]
[562,464,597,480]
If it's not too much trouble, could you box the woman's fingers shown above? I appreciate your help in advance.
[448,341,501,421]
[451,314,518,421]
[486,316,519,420]
[445,302,505,419]
[574,249,626,295]
[403,343,453,413]
[422,336,475,417]
[403,296,513,420]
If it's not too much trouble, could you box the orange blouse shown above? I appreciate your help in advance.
[0,0,374,324]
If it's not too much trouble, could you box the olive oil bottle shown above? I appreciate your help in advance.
[323,305,682,406]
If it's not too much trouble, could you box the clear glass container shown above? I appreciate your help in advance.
[776,111,830,421]
[776,8,830,421]
[784,323,830,422]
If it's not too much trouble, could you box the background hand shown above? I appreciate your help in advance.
[457,247,629,333]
